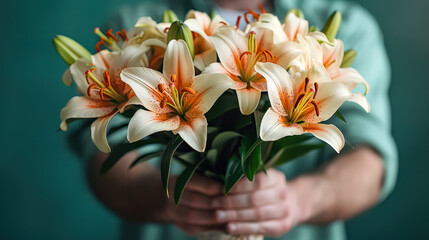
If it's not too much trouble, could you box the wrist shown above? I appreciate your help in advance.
[288,173,330,224]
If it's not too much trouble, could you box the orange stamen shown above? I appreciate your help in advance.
[158,83,165,92]
[263,49,273,59]
[236,16,242,30]
[99,88,106,100]
[106,29,118,41]
[313,82,318,99]
[95,39,105,52]
[244,9,259,23]
[310,101,320,116]
[116,29,128,41]
[258,4,268,13]
[182,87,196,95]
[304,77,309,92]
[170,74,177,83]
[164,27,170,33]
[160,97,167,108]
[240,51,252,60]
[103,71,111,87]
[87,84,97,96]
[294,94,305,108]
[219,21,228,25]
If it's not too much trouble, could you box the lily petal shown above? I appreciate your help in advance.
[119,95,143,113]
[188,73,234,114]
[62,68,72,86]
[260,108,304,141]
[236,87,261,115]
[91,111,118,153]
[283,12,309,41]
[255,62,294,116]
[209,26,247,76]
[92,50,113,70]
[69,59,92,95]
[194,47,217,72]
[60,96,117,131]
[349,92,371,113]
[202,63,245,89]
[272,41,304,70]
[163,39,195,88]
[175,115,208,152]
[301,81,350,123]
[333,68,370,93]
[120,67,171,113]
[127,109,181,143]
[302,123,344,153]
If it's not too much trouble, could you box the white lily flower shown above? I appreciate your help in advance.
[256,62,351,153]
[121,40,233,152]
[60,44,155,153]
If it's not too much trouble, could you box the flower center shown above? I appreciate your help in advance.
[94,28,128,52]
[288,78,320,123]
[238,31,274,84]
[157,74,196,118]
[85,67,127,103]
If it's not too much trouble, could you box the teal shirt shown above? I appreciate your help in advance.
[99,0,398,239]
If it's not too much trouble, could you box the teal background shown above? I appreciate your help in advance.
[0,0,427,239]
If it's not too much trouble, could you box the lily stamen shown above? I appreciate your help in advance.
[244,9,260,23]
[236,16,242,30]
[258,4,268,13]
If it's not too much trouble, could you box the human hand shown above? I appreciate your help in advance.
[167,169,304,237]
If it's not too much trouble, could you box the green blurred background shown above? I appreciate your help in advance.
[0,0,427,239]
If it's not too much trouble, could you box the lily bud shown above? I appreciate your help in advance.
[53,35,91,65]
[309,26,318,32]
[286,9,304,19]
[341,49,357,68]
[167,21,194,59]
[163,10,179,23]
[322,11,341,42]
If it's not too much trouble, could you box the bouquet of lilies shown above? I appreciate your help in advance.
[54,6,369,205]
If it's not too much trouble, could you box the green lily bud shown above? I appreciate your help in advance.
[341,49,357,68]
[163,10,179,23]
[322,11,341,42]
[53,35,91,65]
[309,26,318,32]
[167,21,194,59]
[286,9,304,19]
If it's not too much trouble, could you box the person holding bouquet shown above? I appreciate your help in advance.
[61,0,397,239]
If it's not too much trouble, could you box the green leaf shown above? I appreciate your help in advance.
[241,138,263,181]
[267,143,326,168]
[224,154,244,195]
[174,158,205,205]
[100,138,163,175]
[161,135,183,198]
[211,131,243,150]
[205,93,238,122]
[253,111,263,138]
[334,110,348,124]
[129,151,163,169]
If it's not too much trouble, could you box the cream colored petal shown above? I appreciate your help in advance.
[236,87,261,115]
[187,73,234,114]
[250,80,267,92]
[120,67,171,113]
[209,26,247,76]
[349,92,371,113]
[260,108,303,141]
[62,68,72,86]
[255,62,295,116]
[194,47,217,71]
[272,41,304,70]
[163,39,195,88]
[333,68,370,93]
[92,50,113,69]
[118,95,143,113]
[202,63,245,89]
[307,61,332,84]
[301,81,350,123]
[69,59,92,95]
[302,123,344,153]
[283,12,309,41]
[176,115,208,152]
[127,109,180,143]
[91,111,118,153]
[60,96,117,131]
[186,10,211,30]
